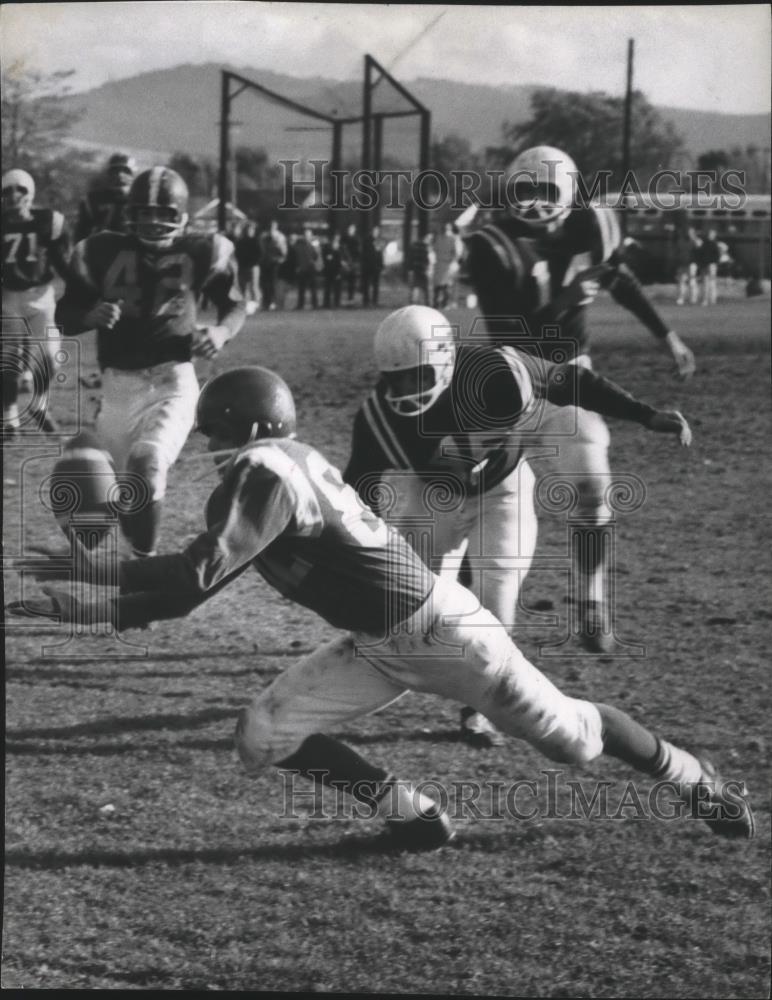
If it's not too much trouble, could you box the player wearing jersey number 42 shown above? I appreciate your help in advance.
[8,366,754,849]
[54,166,246,559]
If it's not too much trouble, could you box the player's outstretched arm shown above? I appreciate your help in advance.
[536,360,692,446]
[663,330,696,381]
[605,260,696,380]
[644,409,692,446]
[8,462,295,629]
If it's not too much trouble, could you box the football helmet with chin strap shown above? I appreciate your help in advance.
[504,145,578,231]
[127,166,189,249]
[374,305,456,416]
[196,366,297,446]
[2,168,35,217]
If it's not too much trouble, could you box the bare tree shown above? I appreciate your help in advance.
[1,62,96,213]
[1,63,85,164]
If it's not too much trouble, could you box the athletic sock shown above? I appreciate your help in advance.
[598,703,707,794]
[276,733,389,802]
[648,738,705,787]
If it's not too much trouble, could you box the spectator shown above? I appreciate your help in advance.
[361,225,386,307]
[259,220,288,311]
[407,233,435,305]
[697,228,721,306]
[675,226,700,306]
[432,222,463,308]
[235,220,262,315]
[322,232,344,308]
[277,233,297,310]
[294,227,320,310]
[341,223,361,304]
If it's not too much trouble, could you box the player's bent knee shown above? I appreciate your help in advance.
[537,699,604,766]
[235,705,275,776]
[235,703,298,777]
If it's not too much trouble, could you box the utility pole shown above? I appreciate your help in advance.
[621,37,634,235]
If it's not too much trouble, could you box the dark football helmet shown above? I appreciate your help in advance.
[105,152,136,195]
[127,166,189,248]
[196,366,297,446]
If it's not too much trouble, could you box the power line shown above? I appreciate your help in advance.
[386,8,449,74]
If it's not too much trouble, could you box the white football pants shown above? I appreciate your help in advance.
[96,361,199,500]
[380,460,538,629]
[235,575,604,773]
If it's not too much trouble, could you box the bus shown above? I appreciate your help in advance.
[621,193,771,283]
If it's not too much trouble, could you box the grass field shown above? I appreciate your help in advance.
[3,287,771,994]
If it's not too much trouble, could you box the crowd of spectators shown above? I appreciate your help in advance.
[223,218,467,312]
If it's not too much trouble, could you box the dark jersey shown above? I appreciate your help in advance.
[116,438,435,635]
[1,208,70,291]
[464,205,669,356]
[344,346,535,503]
[74,187,130,243]
[55,231,242,370]
[344,344,658,509]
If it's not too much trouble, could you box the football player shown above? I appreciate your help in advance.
[73,153,138,394]
[8,365,754,848]
[74,152,136,243]
[464,145,697,652]
[54,166,246,558]
[2,168,72,436]
[344,305,691,745]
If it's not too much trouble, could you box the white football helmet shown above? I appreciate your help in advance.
[374,305,456,416]
[504,146,578,230]
[2,168,35,216]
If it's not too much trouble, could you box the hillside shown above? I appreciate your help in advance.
[60,62,770,165]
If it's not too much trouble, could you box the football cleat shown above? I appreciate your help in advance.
[694,759,755,840]
[386,802,455,851]
[459,707,506,748]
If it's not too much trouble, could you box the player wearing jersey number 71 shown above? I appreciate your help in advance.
[8,365,754,848]
[2,168,72,436]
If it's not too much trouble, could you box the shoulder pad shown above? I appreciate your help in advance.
[87,230,133,251]
[31,208,54,232]
[567,206,622,263]
[211,232,236,270]
[179,232,235,272]
[468,226,527,278]
[51,210,66,240]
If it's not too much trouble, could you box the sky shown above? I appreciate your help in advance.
[1,2,770,115]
